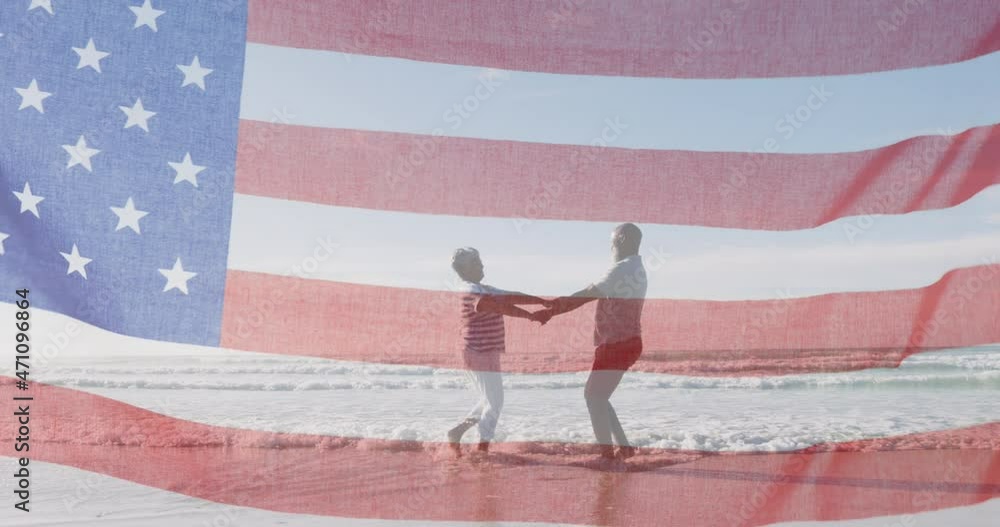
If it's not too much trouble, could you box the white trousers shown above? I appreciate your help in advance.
[463,363,504,442]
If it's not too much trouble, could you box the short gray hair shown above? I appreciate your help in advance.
[451,247,480,273]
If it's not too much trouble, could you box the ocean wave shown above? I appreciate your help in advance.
[26,368,1000,392]
[10,425,999,453]
[7,348,1000,393]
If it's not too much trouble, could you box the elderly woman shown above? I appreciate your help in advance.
[446,247,550,457]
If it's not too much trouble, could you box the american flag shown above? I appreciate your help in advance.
[2,1,999,525]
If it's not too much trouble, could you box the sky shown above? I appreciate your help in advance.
[236,47,1000,300]
[240,44,1000,154]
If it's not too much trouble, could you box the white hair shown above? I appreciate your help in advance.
[451,247,480,273]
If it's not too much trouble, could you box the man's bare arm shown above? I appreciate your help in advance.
[476,295,545,321]
[547,284,601,316]
[501,292,551,306]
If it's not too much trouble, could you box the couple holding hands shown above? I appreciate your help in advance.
[448,223,647,461]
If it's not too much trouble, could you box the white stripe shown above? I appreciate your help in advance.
[6,306,998,452]
[227,186,1000,300]
[240,44,1000,154]
[27,461,996,527]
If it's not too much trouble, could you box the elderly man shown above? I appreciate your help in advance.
[447,247,550,457]
[540,223,647,460]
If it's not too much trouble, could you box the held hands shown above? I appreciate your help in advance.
[524,297,558,326]
[529,307,555,325]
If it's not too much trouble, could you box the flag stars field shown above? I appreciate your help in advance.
[0,231,9,255]
[130,0,165,32]
[120,98,156,132]
[177,56,212,90]
[28,0,53,15]
[159,258,196,294]
[72,38,110,72]
[12,182,44,218]
[169,152,206,186]
[2,0,238,387]
[110,197,149,234]
[61,244,92,279]
[62,135,100,172]
[14,79,51,113]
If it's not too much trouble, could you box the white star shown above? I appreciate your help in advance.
[62,135,101,172]
[177,56,213,91]
[72,38,110,72]
[129,0,165,32]
[0,232,8,255]
[119,98,156,132]
[14,79,52,113]
[60,244,92,279]
[28,0,53,15]
[168,153,206,187]
[12,182,44,218]
[110,197,149,234]
[159,258,196,294]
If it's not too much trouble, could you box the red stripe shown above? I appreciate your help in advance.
[246,0,1000,78]
[5,380,998,525]
[220,264,1000,375]
[235,122,1000,230]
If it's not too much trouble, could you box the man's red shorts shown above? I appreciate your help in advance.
[592,337,643,371]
